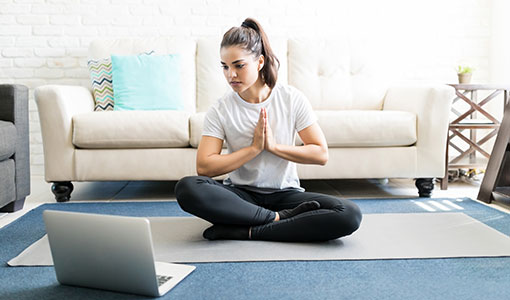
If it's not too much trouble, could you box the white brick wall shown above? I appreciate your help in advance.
[0,0,495,176]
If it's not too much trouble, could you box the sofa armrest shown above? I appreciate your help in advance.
[0,84,30,199]
[35,85,94,181]
[383,84,455,177]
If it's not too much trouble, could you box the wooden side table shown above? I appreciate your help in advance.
[440,84,510,190]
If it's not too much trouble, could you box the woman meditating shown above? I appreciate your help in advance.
[175,18,362,242]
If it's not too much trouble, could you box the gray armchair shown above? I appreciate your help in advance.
[0,84,30,212]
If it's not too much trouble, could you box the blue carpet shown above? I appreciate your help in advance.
[1,197,509,300]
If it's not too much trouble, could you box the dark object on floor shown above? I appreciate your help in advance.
[0,85,30,212]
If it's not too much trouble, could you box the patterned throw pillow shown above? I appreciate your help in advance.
[88,58,114,111]
[87,51,155,112]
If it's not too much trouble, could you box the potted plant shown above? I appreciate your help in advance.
[456,64,474,84]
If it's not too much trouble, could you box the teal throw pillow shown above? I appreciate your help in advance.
[111,54,183,111]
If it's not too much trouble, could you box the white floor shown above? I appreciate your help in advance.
[1,175,509,229]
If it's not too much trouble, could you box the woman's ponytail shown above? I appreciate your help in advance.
[221,18,280,89]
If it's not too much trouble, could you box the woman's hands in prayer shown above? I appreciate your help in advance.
[250,107,328,165]
[251,107,276,154]
[252,108,266,152]
[262,108,276,153]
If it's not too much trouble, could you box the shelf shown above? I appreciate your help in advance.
[447,156,489,169]
[450,124,499,129]
[449,164,488,168]
[443,84,510,192]
[458,119,496,124]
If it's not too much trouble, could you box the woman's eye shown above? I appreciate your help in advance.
[221,65,228,70]
[236,64,244,69]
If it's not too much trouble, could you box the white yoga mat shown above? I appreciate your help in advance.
[8,213,510,266]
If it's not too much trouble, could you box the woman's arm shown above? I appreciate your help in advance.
[268,122,328,165]
[196,136,262,177]
[263,106,328,165]
[196,109,266,177]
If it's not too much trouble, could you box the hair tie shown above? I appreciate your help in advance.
[241,21,251,29]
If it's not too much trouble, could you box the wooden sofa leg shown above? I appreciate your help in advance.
[415,178,434,198]
[52,182,74,202]
[0,198,26,213]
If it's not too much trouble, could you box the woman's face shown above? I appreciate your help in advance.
[220,46,264,93]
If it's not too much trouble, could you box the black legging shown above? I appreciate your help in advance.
[174,176,362,242]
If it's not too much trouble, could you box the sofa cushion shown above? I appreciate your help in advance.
[288,39,387,110]
[0,120,16,161]
[190,110,416,148]
[189,112,226,148]
[189,112,205,148]
[0,159,15,205]
[288,39,352,110]
[296,110,417,147]
[72,111,191,149]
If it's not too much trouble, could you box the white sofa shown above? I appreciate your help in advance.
[35,38,454,201]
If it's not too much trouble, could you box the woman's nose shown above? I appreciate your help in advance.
[228,69,237,78]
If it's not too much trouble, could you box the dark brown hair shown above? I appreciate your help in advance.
[221,18,280,89]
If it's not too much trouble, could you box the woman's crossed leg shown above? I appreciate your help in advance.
[174,176,362,242]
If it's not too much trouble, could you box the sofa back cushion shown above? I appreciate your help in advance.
[89,38,196,113]
[288,39,387,110]
[195,37,288,112]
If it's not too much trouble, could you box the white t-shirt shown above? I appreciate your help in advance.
[202,83,317,192]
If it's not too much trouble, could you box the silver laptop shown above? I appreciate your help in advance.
[42,210,196,297]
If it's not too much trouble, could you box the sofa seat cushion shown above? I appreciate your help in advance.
[0,159,15,204]
[72,111,191,149]
[190,110,416,149]
[0,120,16,161]
[189,112,226,148]
[301,110,417,147]
[189,112,205,148]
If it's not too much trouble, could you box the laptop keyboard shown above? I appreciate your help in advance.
[157,275,173,286]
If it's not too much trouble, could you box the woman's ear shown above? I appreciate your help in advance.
[258,55,264,71]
